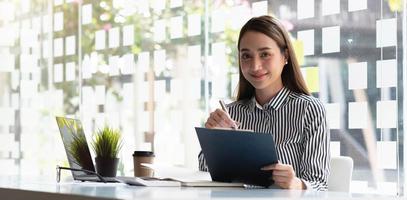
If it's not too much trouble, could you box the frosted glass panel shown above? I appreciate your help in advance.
[0,0,404,196]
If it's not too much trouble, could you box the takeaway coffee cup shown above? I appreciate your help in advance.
[133,151,155,177]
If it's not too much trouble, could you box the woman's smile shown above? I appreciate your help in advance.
[250,72,268,80]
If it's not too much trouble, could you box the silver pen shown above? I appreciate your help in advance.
[219,100,238,129]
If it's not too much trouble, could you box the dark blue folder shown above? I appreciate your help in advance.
[195,127,278,187]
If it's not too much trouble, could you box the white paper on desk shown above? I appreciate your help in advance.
[141,163,243,187]
[59,182,126,187]
[117,176,181,187]
[141,163,211,181]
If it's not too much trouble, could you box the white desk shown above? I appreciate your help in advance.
[0,176,398,200]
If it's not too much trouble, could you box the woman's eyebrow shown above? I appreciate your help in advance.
[240,47,272,52]
[257,47,272,51]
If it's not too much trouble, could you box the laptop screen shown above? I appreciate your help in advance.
[56,117,95,177]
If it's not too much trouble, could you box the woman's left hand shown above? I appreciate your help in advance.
[261,162,305,190]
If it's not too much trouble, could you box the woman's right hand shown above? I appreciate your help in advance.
[205,108,237,129]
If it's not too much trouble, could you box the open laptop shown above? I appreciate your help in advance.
[195,127,278,187]
[56,116,118,182]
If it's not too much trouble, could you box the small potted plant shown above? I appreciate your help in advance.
[91,125,123,177]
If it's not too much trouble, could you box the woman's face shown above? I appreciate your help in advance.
[239,31,286,92]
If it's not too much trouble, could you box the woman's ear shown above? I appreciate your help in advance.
[284,49,289,64]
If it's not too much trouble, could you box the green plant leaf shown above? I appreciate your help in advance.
[91,125,123,158]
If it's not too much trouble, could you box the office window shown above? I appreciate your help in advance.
[0,0,405,195]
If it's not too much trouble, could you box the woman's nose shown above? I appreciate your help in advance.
[251,56,262,70]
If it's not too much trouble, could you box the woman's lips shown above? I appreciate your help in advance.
[251,73,267,80]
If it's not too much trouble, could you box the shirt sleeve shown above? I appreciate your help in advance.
[300,99,330,191]
[198,150,209,172]
[301,179,314,190]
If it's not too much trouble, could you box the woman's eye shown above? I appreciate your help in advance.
[241,54,251,60]
[260,52,270,58]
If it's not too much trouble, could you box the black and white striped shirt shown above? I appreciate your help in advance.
[198,87,330,191]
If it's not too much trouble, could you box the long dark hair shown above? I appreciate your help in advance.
[236,15,309,100]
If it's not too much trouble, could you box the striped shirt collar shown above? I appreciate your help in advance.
[249,87,291,111]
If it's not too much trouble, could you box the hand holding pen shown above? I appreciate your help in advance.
[204,100,239,129]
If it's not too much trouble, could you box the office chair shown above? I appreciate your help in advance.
[328,156,353,192]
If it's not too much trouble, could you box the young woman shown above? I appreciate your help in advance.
[199,15,330,191]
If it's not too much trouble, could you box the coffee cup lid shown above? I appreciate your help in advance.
[133,151,155,157]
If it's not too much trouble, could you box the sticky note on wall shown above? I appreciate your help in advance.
[348,101,368,129]
[109,27,120,48]
[252,1,268,17]
[322,26,340,53]
[292,40,304,66]
[82,4,92,25]
[330,141,340,157]
[122,25,134,46]
[170,16,183,39]
[297,29,314,56]
[376,18,397,48]
[53,38,63,57]
[188,14,201,36]
[65,62,76,81]
[348,0,367,11]
[376,100,397,128]
[325,103,340,129]
[322,0,339,15]
[65,35,75,55]
[376,59,397,88]
[53,12,63,31]
[348,62,367,89]
[302,67,319,93]
[53,63,63,83]
[297,0,314,19]
[388,0,403,12]
[377,141,397,169]
[95,30,106,50]
[153,19,166,42]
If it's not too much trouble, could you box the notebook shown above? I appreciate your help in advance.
[195,127,278,187]
[135,163,244,187]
